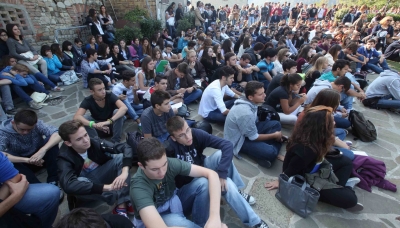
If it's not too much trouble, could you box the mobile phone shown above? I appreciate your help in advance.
[122,91,127,95]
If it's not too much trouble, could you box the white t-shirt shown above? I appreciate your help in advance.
[317,8,326,19]
[198,79,235,117]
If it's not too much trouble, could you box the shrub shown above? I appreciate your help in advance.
[124,8,148,23]
[176,19,193,37]
[115,26,143,43]
[140,19,162,40]
[334,8,350,22]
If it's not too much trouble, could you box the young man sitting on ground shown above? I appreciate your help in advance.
[198,66,240,123]
[57,120,133,217]
[165,62,203,105]
[305,77,352,129]
[165,116,270,228]
[0,153,59,228]
[81,48,114,89]
[130,137,226,228]
[319,59,366,110]
[141,90,176,142]
[224,81,284,168]
[142,74,184,108]
[357,39,390,74]
[74,78,128,143]
[0,109,63,199]
[112,71,143,130]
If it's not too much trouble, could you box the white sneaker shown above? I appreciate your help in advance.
[239,190,256,205]
[346,177,360,189]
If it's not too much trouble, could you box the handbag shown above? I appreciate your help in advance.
[30,92,49,103]
[275,174,320,218]
[59,70,80,85]
[20,51,43,65]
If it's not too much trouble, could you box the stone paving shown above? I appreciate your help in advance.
[32,73,400,228]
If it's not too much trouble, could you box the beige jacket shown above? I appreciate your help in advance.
[195,8,205,26]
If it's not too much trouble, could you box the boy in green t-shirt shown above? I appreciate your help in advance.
[130,137,226,228]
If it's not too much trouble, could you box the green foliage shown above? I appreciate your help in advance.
[115,26,143,43]
[334,8,350,21]
[366,14,400,22]
[176,14,195,37]
[139,19,162,39]
[124,8,148,23]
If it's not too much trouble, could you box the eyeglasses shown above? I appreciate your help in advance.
[175,127,191,139]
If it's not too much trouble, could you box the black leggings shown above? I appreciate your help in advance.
[318,156,358,209]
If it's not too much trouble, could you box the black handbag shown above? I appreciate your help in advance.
[275,174,320,218]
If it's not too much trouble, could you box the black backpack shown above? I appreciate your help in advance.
[125,131,143,165]
[257,104,280,122]
[348,110,377,142]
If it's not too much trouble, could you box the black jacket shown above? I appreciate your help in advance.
[256,35,271,44]
[57,138,133,195]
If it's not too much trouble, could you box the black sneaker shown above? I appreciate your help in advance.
[257,159,272,168]
[238,190,256,205]
[254,220,269,228]
[49,181,65,203]
[6,108,17,115]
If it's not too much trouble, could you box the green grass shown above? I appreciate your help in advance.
[387,60,400,72]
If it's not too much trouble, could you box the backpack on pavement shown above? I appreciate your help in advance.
[348,110,377,142]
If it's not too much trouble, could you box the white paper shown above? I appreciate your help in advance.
[353,151,368,156]
[205,19,208,22]
[136,90,146,94]
[195,80,202,86]
[171,102,183,109]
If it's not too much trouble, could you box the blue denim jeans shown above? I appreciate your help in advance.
[204,99,235,123]
[239,120,282,163]
[122,100,143,120]
[0,85,14,110]
[203,150,261,226]
[335,128,347,140]
[13,183,60,228]
[248,16,255,25]
[33,72,57,88]
[340,88,353,111]
[334,116,351,129]
[334,147,355,160]
[183,89,202,105]
[48,71,64,83]
[177,177,210,227]
[367,59,390,74]
[376,94,400,109]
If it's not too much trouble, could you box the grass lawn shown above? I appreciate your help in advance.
[388,60,400,72]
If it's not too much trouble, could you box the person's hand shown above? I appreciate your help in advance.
[94,121,110,129]
[70,66,75,70]
[27,156,44,166]
[2,72,13,77]
[177,88,186,93]
[119,94,127,100]
[105,69,112,74]
[359,91,366,99]
[133,84,139,91]
[222,109,230,115]
[299,93,307,103]
[264,179,279,190]
[220,178,228,192]
[177,93,184,98]
[341,111,348,118]
[204,218,227,228]
[111,171,128,190]
[186,87,194,93]
[274,131,282,141]
[189,61,196,69]
[29,148,47,165]
[103,184,114,192]
[39,81,44,86]
[33,55,39,60]
[5,174,29,200]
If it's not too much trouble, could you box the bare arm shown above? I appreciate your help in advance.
[73,108,90,126]
[1,152,29,163]
[139,206,185,228]
[138,73,150,91]
[0,174,28,217]
[111,100,128,121]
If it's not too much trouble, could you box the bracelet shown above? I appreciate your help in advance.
[108,118,113,124]
[89,121,95,128]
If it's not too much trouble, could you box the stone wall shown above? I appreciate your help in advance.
[1,0,102,50]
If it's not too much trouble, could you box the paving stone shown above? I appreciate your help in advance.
[259,159,283,178]
[368,118,394,129]
[378,178,400,201]
[380,218,396,228]
[314,215,386,228]
[359,143,393,158]
[51,111,68,119]
[240,175,249,188]
[293,217,319,228]
[376,128,400,145]
[233,158,260,178]
[64,99,78,109]
[355,188,400,214]
[66,107,78,113]
[396,156,400,164]
[363,109,389,120]
[65,93,77,101]
[314,202,344,214]
[250,177,293,228]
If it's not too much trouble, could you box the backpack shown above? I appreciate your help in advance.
[348,110,377,142]
[126,131,143,165]
[258,104,280,122]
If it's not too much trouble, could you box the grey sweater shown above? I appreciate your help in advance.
[224,97,259,156]
[305,79,343,117]
[366,70,400,100]
[6,38,37,61]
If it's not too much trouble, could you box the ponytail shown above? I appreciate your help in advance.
[280,73,302,94]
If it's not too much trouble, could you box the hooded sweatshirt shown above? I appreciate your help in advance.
[366,70,400,100]
[0,119,58,157]
[224,97,259,156]
[305,79,343,117]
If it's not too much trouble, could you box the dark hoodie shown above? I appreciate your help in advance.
[164,128,233,188]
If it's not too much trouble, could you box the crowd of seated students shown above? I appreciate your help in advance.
[3,2,400,228]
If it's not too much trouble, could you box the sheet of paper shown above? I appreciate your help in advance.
[171,102,183,109]
[195,80,202,86]
[353,151,368,156]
